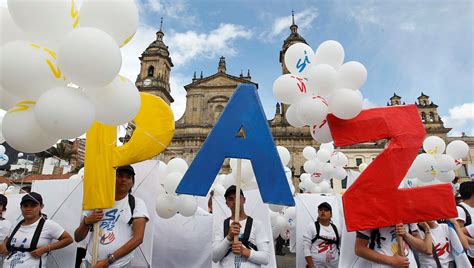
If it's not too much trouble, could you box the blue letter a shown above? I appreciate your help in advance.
[176,84,294,206]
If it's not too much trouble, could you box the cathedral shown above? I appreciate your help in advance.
[135,17,473,185]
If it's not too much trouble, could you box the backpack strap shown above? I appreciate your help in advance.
[368,229,380,250]
[457,204,472,226]
[431,242,442,268]
[6,219,25,252]
[127,194,135,225]
[311,221,321,244]
[30,217,46,250]
[223,217,231,239]
[223,217,257,257]
[330,223,340,251]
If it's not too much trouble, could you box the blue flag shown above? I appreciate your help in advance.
[176,84,294,206]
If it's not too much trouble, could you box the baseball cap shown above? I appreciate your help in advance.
[20,192,43,206]
[318,202,332,212]
[224,185,244,199]
[116,165,135,176]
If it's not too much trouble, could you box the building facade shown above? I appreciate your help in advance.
[136,18,474,181]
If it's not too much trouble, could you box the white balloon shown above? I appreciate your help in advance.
[319,180,331,193]
[35,87,95,139]
[58,27,122,88]
[269,204,285,213]
[330,152,348,167]
[321,163,335,178]
[271,215,287,239]
[285,104,305,127]
[333,167,347,180]
[0,7,27,46]
[84,76,141,126]
[242,180,258,191]
[423,136,446,156]
[302,146,317,160]
[157,184,166,196]
[284,43,315,77]
[283,207,296,221]
[240,159,255,182]
[272,74,309,104]
[177,195,198,217]
[412,153,435,178]
[277,146,291,166]
[446,140,469,159]
[0,145,5,155]
[155,194,178,219]
[296,96,328,126]
[337,61,367,90]
[163,172,182,195]
[2,103,58,153]
[166,158,188,174]
[317,149,331,163]
[157,161,168,180]
[0,86,22,111]
[454,159,463,170]
[213,184,226,197]
[0,183,7,192]
[329,88,363,120]
[417,169,436,183]
[0,154,8,166]
[7,0,77,46]
[1,41,67,99]
[78,167,85,179]
[306,64,337,96]
[358,163,368,172]
[433,154,456,172]
[300,173,311,183]
[17,152,24,158]
[314,40,345,70]
[311,184,322,193]
[299,179,311,193]
[310,172,323,184]
[310,121,333,144]
[435,170,455,183]
[304,160,321,174]
[79,0,138,47]
[320,142,335,154]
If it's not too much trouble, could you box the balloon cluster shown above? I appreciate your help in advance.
[155,158,199,219]
[298,143,348,193]
[269,206,295,240]
[0,145,8,166]
[405,136,469,185]
[0,183,18,194]
[211,146,296,197]
[273,41,367,144]
[0,0,141,153]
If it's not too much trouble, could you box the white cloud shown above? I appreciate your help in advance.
[443,103,474,137]
[167,23,252,68]
[262,8,319,40]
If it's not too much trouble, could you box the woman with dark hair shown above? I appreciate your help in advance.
[1,192,73,267]
[303,202,340,268]
[0,194,11,266]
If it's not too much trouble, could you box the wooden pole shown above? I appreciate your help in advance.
[234,159,242,244]
[91,222,100,264]
[397,233,404,257]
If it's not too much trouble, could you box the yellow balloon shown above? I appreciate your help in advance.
[83,93,174,209]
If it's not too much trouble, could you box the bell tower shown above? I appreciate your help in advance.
[136,18,174,104]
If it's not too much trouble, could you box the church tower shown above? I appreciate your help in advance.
[136,18,174,104]
[416,92,451,138]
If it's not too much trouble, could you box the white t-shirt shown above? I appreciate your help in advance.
[212,217,270,268]
[3,218,65,268]
[85,195,149,267]
[0,219,12,266]
[357,224,418,268]
[418,224,454,267]
[302,222,339,268]
[456,202,474,257]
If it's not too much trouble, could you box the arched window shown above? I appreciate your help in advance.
[147,66,154,77]
[421,112,426,122]
[429,112,435,122]
[214,105,224,123]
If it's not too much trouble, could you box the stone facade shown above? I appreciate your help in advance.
[136,18,474,182]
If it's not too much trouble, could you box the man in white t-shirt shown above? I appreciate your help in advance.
[0,194,11,266]
[354,224,429,268]
[212,185,271,268]
[74,165,149,268]
[302,202,339,268]
[455,181,474,265]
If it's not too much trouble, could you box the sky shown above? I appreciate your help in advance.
[1,0,473,136]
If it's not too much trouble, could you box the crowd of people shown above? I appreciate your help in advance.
[0,167,470,267]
